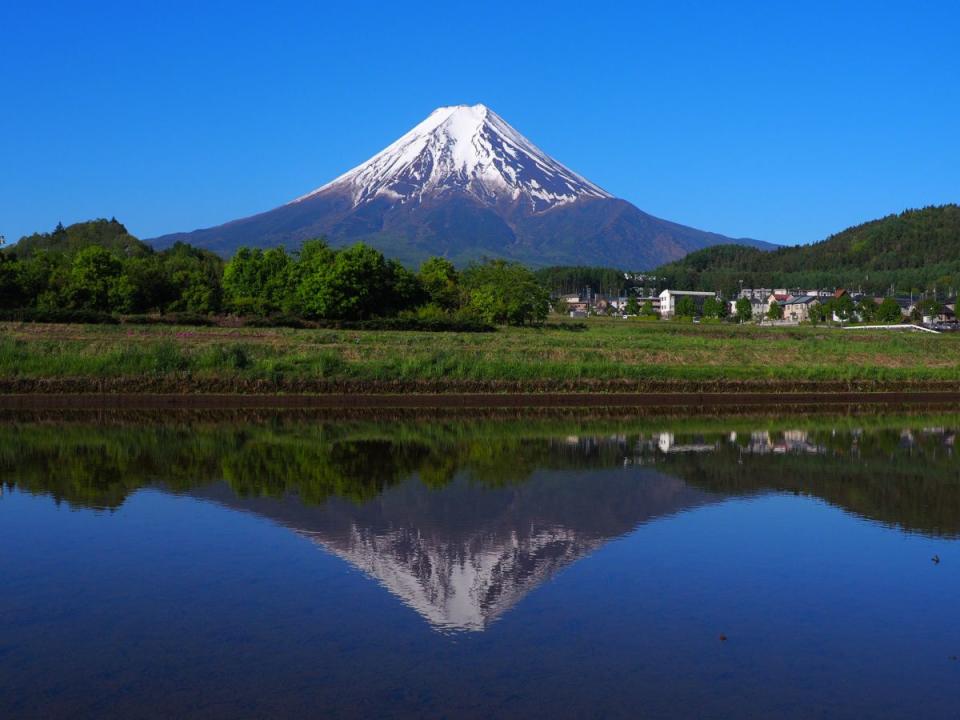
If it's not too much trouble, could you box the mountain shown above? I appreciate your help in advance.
[149,104,770,268]
[654,204,960,295]
[9,218,152,258]
[191,466,719,632]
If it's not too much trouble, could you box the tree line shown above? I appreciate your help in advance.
[653,205,960,297]
[0,219,550,325]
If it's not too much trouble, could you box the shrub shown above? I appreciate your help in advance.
[0,308,119,324]
[122,313,214,327]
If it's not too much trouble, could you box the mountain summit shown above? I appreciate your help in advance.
[150,105,769,267]
[298,104,611,212]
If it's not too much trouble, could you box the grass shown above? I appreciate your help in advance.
[2,317,960,388]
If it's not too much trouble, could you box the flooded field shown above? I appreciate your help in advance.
[2,410,959,718]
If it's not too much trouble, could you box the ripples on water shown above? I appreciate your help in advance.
[1,410,959,718]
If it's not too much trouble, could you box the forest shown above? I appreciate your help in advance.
[0,219,550,326]
[653,205,960,296]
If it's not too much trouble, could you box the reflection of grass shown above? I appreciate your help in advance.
[3,318,960,386]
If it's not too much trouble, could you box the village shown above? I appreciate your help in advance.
[558,284,959,328]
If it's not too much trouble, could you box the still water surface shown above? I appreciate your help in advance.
[1,411,959,718]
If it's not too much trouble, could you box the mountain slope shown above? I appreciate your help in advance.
[654,204,960,294]
[150,104,769,268]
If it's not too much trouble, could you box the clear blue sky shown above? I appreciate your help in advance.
[1,0,957,247]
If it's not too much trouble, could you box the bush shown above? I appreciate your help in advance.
[241,314,308,329]
[316,350,349,377]
[198,344,253,371]
[535,322,588,331]
[148,341,189,373]
[122,313,215,327]
[0,308,119,324]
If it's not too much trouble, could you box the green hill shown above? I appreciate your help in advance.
[8,218,152,258]
[655,205,960,295]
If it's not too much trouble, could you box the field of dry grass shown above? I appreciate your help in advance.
[2,318,960,392]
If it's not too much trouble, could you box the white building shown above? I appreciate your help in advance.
[658,289,717,318]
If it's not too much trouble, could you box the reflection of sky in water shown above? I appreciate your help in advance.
[1,419,959,718]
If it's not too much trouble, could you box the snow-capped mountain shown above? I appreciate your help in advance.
[190,465,721,633]
[296,104,611,212]
[150,104,770,267]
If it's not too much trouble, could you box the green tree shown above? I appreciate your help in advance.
[855,298,876,323]
[832,294,856,323]
[810,299,831,324]
[296,243,420,320]
[702,296,723,318]
[640,299,656,316]
[64,246,127,312]
[735,297,752,323]
[461,259,550,325]
[875,297,903,323]
[0,254,21,308]
[676,296,696,317]
[767,301,784,320]
[625,295,640,315]
[418,257,460,311]
[160,242,224,314]
[918,298,942,320]
[222,247,293,315]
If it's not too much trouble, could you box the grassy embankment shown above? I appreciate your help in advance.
[1,318,960,393]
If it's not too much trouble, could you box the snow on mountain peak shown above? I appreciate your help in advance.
[293,104,611,211]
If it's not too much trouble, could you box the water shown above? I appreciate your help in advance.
[1,410,959,718]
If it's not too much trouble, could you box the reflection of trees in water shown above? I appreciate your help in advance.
[1,418,959,536]
[642,427,960,537]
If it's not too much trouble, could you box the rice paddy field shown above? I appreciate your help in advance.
[2,318,960,393]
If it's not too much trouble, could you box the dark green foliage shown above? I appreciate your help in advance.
[767,301,784,320]
[1,220,225,316]
[223,247,295,315]
[9,218,152,259]
[418,257,460,310]
[675,296,696,317]
[702,296,724,319]
[462,259,550,325]
[2,219,552,327]
[875,297,904,323]
[121,313,216,327]
[655,205,960,295]
[918,298,943,317]
[625,296,640,315]
[241,314,309,329]
[735,298,753,322]
[535,266,633,296]
[856,299,877,323]
[0,308,120,324]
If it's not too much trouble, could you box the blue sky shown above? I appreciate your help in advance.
[1,0,957,247]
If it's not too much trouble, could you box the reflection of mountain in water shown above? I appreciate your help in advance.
[193,468,718,632]
[4,414,960,629]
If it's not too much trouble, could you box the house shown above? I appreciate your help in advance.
[635,296,661,313]
[763,292,790,316]
[779,295,819,323]
[729,295,764,318]
[658,290,717,318]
